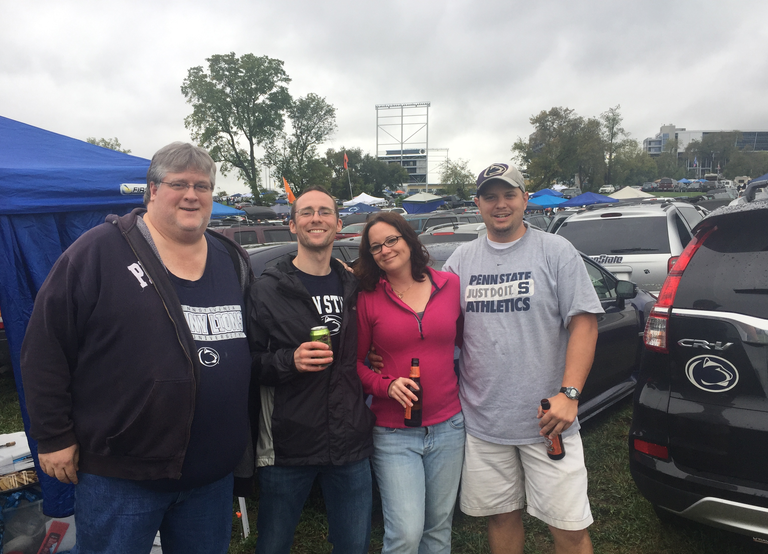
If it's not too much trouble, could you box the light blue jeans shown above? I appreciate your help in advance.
[371,411,465,554]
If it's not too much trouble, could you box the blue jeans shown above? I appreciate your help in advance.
[255,458,372,554]
[372,412,465,554]
[70,472,233,554]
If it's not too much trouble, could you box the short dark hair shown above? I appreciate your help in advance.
[356,212,430,292]
[290,185,338,220]
[145,142,216,203]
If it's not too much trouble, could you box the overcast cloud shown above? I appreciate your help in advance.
[2,0,767,194]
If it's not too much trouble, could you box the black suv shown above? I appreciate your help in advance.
[628,197,768,540]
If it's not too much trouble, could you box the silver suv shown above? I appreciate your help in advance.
[554,200,707,293]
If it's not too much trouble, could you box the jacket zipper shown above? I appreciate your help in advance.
[121,226,196,478]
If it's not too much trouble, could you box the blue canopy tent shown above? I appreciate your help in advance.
[402,193,444,214]
[210,201,245,218]
[559,191,618,208]
[0,116,150,517]
[339,202,381,215]
[530,188,564,198]
[529,195,567,208]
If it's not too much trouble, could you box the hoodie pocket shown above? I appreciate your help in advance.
[106,379,192,459]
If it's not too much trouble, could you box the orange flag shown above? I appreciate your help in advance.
[343,152,348,170]
[283,177,296,204]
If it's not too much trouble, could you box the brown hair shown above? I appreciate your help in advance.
[356,212,431,292]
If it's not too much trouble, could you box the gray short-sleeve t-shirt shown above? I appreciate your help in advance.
[444,226,603,445]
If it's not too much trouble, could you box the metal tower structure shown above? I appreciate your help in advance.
[376,102,430,190]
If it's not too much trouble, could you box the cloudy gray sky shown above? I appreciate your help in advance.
[3,0,767,194]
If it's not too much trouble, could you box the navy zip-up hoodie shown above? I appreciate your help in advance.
[21,208,251,481]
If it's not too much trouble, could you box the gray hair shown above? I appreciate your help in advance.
[144,142,216,203]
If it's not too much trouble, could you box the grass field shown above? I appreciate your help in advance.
[1,369,765,553]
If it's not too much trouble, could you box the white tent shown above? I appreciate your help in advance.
[403,192,442,202]
[609,187,655,199]
[343,192,387,206]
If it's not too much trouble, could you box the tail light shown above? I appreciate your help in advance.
[633,439,669,460]
[667,256,679,272]
[644,225,717,353]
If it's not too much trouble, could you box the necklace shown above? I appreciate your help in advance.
[391,280,416,299]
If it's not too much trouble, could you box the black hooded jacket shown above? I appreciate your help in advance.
[250,256,375,467]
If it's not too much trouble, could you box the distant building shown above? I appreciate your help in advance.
[643,124,768,156]
[379,148,427,185]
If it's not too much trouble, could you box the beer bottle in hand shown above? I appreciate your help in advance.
[540,399,565,460]
[404,358,423,427]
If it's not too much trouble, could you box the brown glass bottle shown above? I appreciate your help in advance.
[540,399,565,460]
[404,358,423,427]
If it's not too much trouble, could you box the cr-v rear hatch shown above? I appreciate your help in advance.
[662,207,768,484]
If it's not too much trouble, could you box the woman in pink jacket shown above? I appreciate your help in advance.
[356,212,464,554]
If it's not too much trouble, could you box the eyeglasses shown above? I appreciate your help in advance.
[159,181,213,194]
[369,235,403,254]
[296,208,337,219]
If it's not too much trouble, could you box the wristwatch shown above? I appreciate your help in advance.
[560,386,581,400]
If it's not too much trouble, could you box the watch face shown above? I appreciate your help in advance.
[562,387,580,399]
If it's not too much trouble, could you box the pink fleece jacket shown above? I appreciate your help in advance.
[356,267,462,428]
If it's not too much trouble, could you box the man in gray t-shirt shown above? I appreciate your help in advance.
[444,163,603,554]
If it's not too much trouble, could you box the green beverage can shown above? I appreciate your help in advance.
[310,326,332,367]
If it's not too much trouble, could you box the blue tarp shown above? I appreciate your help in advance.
[0,116,150,517]
[210,201,245,218]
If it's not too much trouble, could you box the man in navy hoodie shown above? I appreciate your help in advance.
[21,143,252,554]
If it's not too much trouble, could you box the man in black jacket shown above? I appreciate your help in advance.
[250,185,375,554]
[21,143,252,554]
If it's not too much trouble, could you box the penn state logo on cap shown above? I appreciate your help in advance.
[476,163,525,195]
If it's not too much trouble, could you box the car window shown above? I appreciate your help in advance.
[672,213,692,248]
[406,219,421,231]
[583,259,616,300]
[676,212,768,319]
[263,229,293,242]
[234,230,260,245]
[424,217,454,230]
[558,218,671,254]
[677,205,703,229]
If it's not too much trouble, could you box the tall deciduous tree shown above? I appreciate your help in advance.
[512,107,604,191]
[438,158,475,199]
[612,140,657,187]
[181,53,292,199]
[322,148,407,199]
[265,93,337,192]
[86,137,131,153]
[600,105,631,186]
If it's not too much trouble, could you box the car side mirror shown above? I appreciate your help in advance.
[615,280,636,309]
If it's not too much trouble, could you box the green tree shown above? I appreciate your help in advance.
[359,154,409,197]
[324,147,364,199]
[724,150,768,180]
[684,131,741,176]
[181,53,292,200]
[266,93,337,193]
[600,105,631,186]
[612,141,657,187]
[438,158,475,199]
[512,107,605,191]
[86,137,131,153]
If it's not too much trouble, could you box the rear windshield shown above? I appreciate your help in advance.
[558,217,670,254]
[676,211,768,318]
